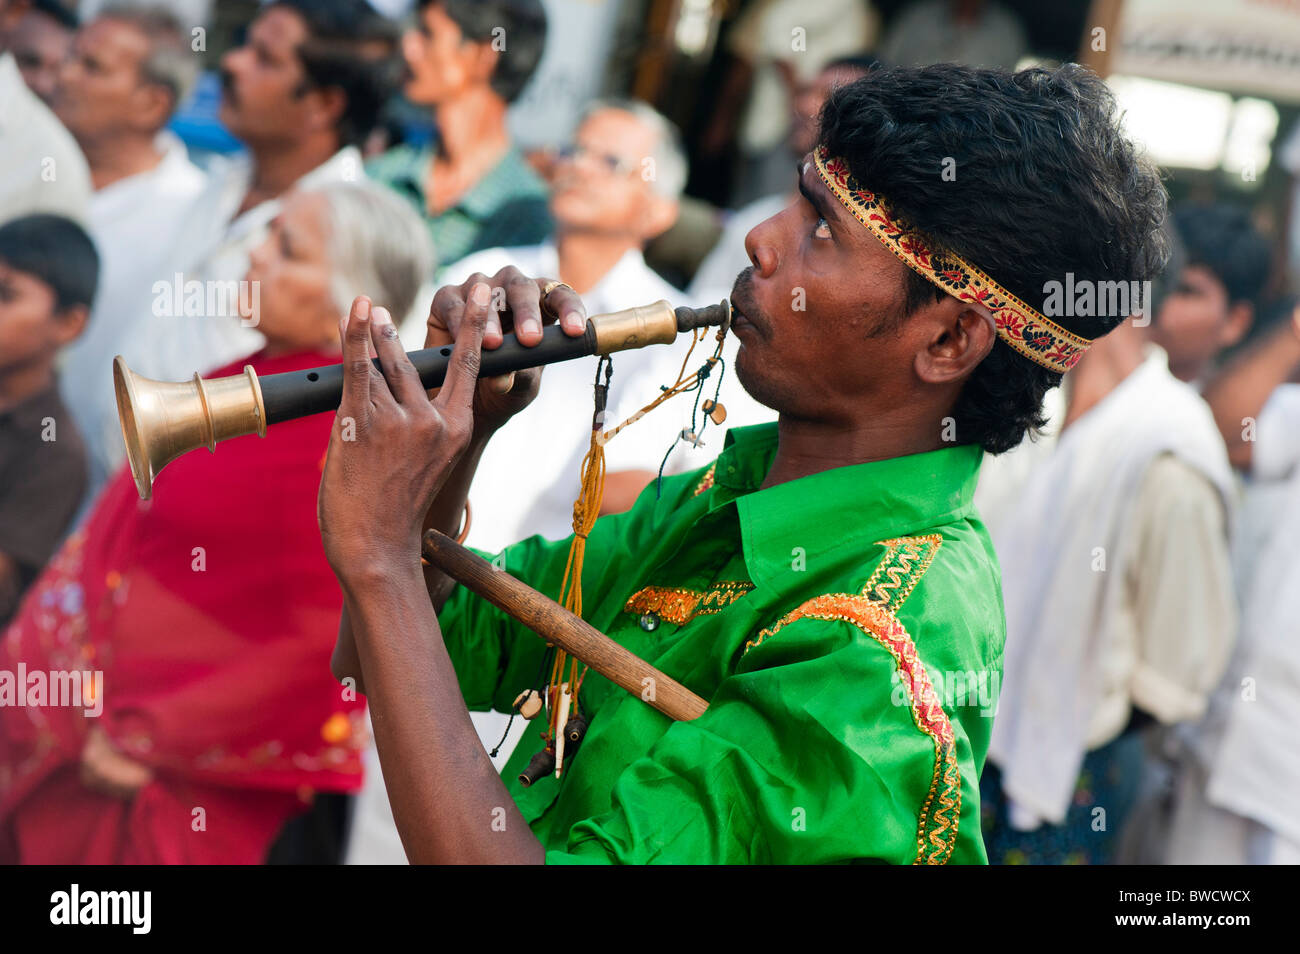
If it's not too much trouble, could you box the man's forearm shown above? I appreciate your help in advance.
[344,564,544,864]
[1203,313,1300,471]
[331,431,491,693]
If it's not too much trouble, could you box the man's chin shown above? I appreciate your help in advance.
[731,344,779,413]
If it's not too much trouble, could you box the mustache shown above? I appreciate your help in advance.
[220,68,237,104]
[729,267,766,334]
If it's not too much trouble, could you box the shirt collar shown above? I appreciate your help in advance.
[708,423,984,591]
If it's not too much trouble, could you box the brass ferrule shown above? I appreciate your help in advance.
[589,300,678,355]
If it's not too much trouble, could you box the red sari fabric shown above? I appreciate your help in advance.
[0,350,365,864]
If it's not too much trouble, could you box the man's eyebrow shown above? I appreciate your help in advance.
[797,165,838,222]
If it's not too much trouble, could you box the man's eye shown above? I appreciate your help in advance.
[813,216,831,239]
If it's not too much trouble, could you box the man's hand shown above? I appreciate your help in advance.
[80,726,153,799]
[425,266,587,438]
[319,294,493,583]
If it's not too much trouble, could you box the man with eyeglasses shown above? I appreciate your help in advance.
[343,98,773,864]
[366,0,552,273]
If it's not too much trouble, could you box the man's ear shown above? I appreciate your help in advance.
[1221,300,1254,349]
[52,304,89,348]
[468,39,501,92]
[914,297,996,384]
[638,195,678,243]
[131,84,174,136]
[306,85,347,137]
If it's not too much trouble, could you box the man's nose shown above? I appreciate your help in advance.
[745,227,779,279]
[220,47,245,76]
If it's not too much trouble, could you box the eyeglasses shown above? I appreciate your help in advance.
[554,144,638,177]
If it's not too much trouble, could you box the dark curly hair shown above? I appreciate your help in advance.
[819,64,1170,453]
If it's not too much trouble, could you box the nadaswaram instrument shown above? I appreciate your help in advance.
[111,297,730,730]
[112,298,729,501]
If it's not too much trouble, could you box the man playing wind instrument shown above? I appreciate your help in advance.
[319,64,1169,864]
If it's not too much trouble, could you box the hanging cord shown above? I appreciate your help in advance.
[538,324,730,775]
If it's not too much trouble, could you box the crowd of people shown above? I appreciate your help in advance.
[0,0,1296,865]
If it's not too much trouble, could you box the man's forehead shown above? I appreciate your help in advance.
[85,18,149,61]
[579,109,654,155]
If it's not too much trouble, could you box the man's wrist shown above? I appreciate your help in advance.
[336,550,426,598]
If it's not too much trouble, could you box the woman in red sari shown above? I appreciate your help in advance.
[0,183,434,863]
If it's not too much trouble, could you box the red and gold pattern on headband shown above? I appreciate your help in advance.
[813,145,1092,373]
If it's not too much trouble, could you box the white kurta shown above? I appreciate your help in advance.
[0,53,92,226]
[1165,384,1300,861]
[59,134,208,499]
[980,347,1237,830]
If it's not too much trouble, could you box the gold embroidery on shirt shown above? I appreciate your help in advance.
[862,534,943,612]
[692,463,717,496]
[623,581,753,625]
[744,594,960,865]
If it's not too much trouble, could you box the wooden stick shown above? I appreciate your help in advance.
[421,530,709,722]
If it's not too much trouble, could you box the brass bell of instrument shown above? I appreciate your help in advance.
[113,355,267,500]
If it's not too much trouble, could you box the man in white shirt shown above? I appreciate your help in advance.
[345,99,773,864]
[53,7,208,498]
[976,293,1238,864]
[0,0,91,225]
[1169,306,1300,863]
[135,0,396,384]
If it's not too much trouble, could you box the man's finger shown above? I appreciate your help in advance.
[439,282,489,411]
[371,306,424,404]
[541,279,587,337]
[341,296,373,418]
[503,269,544,345]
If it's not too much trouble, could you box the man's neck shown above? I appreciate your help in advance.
[239,134,340,216]
[761,409,947,490]
[555,229,639,295]
[0,361,55,416]
[1061,319,1148,431]
[434,86,510,167]
[81,133,165,192]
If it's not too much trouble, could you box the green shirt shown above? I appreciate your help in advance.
[444,423,1006,864]
[366,144,552,273]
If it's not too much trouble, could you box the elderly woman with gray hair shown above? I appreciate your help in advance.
[0,182,433,864]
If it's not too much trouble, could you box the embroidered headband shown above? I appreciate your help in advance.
[813,145,1091,373]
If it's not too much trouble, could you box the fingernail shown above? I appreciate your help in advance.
[373,306,392,326]
[471,283,491,307]
[521,318,541,336]
[356,297,371,320]
[564,310,584,328]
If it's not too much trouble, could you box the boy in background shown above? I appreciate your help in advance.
[0,214,97,626]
